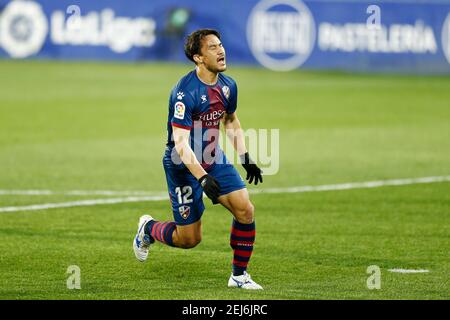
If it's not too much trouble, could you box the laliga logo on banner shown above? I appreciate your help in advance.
[442,12,450,65]
[247,0,315,71]
[51,8,156,54]
[0,0,48,58]
[0,0,156,58]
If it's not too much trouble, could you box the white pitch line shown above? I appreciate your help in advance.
[0,175,448,213]
[0,190,164,196]
[0,175,449,197]
[249,175,450,194]
[0,196,167,213]
[388,269,430,273]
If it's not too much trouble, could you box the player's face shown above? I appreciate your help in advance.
[199,35,226,73]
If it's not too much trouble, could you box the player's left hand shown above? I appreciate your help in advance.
[240,152,263,185]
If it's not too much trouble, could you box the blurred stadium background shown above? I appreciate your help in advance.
[0,0,449,299]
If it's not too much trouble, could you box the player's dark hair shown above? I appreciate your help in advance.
[184,29,221,64]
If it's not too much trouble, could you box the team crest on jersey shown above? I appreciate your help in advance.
[179,205,190,220]
[222,86,230,99]
[174,101,185,120]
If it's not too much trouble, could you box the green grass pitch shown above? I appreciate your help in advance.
[0,60,449,299]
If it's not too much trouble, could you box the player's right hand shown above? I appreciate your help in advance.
[198,174,220,204]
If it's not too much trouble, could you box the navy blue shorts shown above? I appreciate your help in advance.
[163,149,246,225]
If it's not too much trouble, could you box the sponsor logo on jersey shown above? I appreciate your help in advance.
[177,91,185,100]
[201,95,207,103]
[198,110,225,122]
[179,205,190,220]
[174,101,186,120]
[222,86,230,99]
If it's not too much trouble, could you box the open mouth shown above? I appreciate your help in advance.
[217,56,226,64]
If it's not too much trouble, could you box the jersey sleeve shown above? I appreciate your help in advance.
[169,89,194,130]
[226,81,238,114]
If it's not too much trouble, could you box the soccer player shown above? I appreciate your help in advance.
[133,29,263,289]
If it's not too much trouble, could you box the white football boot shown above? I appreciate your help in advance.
[228,271,263,290]
[133,215,154,262]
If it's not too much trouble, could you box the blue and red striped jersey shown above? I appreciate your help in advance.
[166,69,238,171]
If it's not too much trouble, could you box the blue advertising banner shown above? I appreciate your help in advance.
[1,0,450,73]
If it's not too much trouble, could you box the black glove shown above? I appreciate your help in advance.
[240,152,263,185]
[198,174,220,204]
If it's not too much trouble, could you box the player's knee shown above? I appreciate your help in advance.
[235,202,254,224]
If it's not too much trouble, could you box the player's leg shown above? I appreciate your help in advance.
[209,163,262,289]
[218,189,258,276]
[146,161,205,248]
[134,209,202,262]
[133,157,205,261]
[218,188,254,224]
[169,219,202,249]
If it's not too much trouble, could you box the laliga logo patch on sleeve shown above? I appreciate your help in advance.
[174,101,186,120]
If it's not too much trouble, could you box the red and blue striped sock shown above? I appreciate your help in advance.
[144,220,177,247]
[230,219,256,276]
